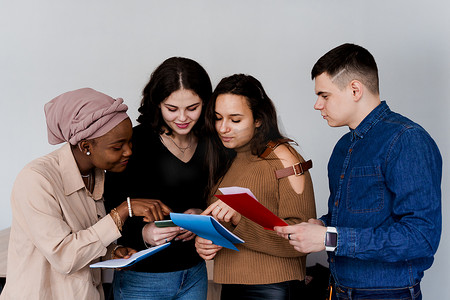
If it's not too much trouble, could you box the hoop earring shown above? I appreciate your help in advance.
[86,151,91,156]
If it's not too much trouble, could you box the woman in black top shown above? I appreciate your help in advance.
[104,57,212,300]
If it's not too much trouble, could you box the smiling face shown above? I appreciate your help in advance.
[88,118,133,172]
[160,89,202,136]
[214,93,261,150]
[314,72,358,128]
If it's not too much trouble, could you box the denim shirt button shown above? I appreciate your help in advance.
[335,200,339,207]
[340,174,344,179]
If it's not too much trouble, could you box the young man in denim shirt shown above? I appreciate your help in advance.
[275,43,442,299]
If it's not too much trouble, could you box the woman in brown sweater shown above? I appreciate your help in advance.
[195,74,316,299]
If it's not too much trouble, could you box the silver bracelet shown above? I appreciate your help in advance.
[142,225,152,249]
[127,197,133,217]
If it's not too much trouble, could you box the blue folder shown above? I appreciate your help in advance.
[170,213,244,251]
[90,243,170,268]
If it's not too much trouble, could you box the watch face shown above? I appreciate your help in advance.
[325,232,337,247]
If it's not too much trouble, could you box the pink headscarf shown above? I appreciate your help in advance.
[44,88,129,145]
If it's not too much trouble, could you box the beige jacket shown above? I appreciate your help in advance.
[0,143,121,300]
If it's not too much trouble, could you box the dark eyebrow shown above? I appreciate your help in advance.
[215,111,243,117]
[163,103,177,108]
[164,101,201,109]
[187,102,201,108]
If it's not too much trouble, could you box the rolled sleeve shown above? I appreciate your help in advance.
[92,214,121,247]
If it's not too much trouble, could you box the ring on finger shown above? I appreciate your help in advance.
[288,233,291,240]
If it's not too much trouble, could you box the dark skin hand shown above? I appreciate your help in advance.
[109,199,172,269]
[114,198,172,223]
[111,246,137,271]
[112,246,137,259]
[111,199,173,263]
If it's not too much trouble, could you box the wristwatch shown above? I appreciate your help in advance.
[325,227,338,252]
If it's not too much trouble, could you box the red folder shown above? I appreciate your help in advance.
[215,193,288,230]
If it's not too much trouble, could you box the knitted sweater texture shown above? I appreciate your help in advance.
[212,145,316,284]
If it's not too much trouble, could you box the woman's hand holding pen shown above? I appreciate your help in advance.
[202,200,241,226]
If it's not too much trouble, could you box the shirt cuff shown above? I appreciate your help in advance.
[92,214,122,247]
[335,227,356,257]
[318,216,328,227]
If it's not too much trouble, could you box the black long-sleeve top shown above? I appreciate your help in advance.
[104,124,208,272]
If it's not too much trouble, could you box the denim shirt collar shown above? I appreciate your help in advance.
[350,101,390,141]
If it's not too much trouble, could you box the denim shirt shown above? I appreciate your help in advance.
[320,101,442,289]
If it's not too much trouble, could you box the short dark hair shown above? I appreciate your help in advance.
[137,57,212,136]
[204,74,285,192]
[311,43,379,95]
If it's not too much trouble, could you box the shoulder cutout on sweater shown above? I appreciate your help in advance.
[273,144,305,194]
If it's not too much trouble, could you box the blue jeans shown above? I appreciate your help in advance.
[113,261,207,300]
[332,282,421,300]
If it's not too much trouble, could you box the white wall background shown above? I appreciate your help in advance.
[1,0,448,297]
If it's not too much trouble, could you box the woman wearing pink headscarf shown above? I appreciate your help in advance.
[0,88,171,300]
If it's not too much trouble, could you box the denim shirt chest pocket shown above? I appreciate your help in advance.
[346,165,384,213]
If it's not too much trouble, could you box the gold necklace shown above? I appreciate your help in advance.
[165,134,192,154]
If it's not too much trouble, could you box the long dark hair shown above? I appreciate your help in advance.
[137,57,212,136]
[204,74,285,192]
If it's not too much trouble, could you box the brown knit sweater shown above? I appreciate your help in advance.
[211,144,316,285]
